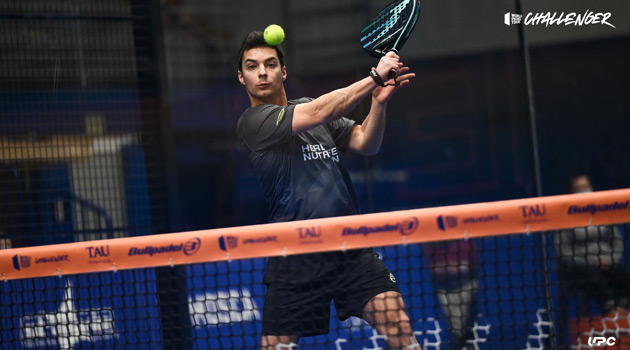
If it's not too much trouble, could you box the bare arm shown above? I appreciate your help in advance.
[347,98,387,156]
[292,52,403,134]
[292,78,378,134]
[347,66,415,156]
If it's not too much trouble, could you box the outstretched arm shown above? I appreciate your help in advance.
[292,52,406,134]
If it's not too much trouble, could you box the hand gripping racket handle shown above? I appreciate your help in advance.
[361,0,421,81]
[387,48,399,80]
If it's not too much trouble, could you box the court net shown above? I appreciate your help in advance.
[2,189,630,349]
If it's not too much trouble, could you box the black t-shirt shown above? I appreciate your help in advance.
[237,97,360,223]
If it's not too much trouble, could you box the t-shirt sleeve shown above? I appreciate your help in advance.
[237,104,295,152]
[325,117,356,152]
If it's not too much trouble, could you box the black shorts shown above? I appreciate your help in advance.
[261,249,400,337]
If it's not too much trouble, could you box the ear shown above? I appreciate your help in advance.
[282,66,287,81]
[238,70,246,85]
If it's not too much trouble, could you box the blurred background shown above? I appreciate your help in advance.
[1,1,630,349]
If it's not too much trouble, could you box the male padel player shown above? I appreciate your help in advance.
[236,31,419,350]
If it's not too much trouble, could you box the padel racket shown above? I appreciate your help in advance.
[360,0,421,59]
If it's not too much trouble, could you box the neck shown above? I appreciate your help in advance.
[250,88,288,107]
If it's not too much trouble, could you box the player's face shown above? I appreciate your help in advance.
[238,47,286,104]
[571,176,593,193]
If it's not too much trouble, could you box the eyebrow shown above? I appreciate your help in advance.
[244,57,278,65]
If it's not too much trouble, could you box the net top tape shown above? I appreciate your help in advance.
[2,189,630,280]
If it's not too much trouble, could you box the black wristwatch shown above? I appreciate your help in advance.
[369,69,386,87]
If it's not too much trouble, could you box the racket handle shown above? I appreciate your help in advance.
[387,48,399,79]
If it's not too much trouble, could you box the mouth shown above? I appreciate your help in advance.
[257,82,270,89]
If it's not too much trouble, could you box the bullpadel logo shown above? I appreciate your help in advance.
[341,217,419,237]
[128,237,201,257]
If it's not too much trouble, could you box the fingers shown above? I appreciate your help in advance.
[395,66,411,76]
[384,51,400,59]
[375,53,415,89]
[376,53,402,79]
[372,65,415,103]
[394,74,414,87]
[387,68,415,87]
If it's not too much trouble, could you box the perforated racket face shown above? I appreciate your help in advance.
[360,0,421,58]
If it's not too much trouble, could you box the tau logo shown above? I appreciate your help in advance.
[86,246,110,258]
[297,226,322,239]
[520,204,546,217]
[297,226,323,244]
[587,336,617,346]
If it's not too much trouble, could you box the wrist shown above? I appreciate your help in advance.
[369,69,386,87]
[372,95,387,108]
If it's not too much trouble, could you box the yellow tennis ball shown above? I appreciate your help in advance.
[264,24,285,45]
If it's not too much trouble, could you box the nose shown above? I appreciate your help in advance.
[258,64,267,76]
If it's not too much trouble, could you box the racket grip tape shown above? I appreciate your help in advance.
[387,48,399,79]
